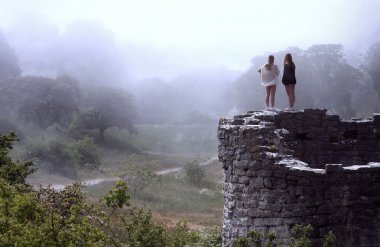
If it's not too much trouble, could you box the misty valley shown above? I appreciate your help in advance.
[1,11,380,247]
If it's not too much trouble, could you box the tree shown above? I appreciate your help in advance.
[80,87,138,141]
[184,160,205,186]
[1,75,80,128]
[0,33,21,84]
[233,44,365,118]
[0,132,35,185]
[365,41,380,96]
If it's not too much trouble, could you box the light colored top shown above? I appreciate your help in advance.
[259,64,280,86]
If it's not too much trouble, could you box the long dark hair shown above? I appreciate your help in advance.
[284,53,295,69]
[265,55,275,70]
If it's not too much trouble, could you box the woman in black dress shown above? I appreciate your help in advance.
[282,53,296,110]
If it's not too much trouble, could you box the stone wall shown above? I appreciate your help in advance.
[218,109,380,247]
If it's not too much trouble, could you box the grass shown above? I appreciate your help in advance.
[21,123,223,228]
[85,158,223,228]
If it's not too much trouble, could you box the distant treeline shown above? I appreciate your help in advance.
[235,43,380,118]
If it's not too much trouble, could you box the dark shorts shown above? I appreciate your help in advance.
[282,81,296,85]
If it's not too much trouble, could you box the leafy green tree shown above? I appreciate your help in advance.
[0,133,107,246]
[79,87,138,141]
[102,180,130,209]
[0,132,35,185]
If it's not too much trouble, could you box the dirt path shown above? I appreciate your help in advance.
[46,156,218,190]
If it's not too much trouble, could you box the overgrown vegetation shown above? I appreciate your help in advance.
[0,132,223,246]
[232,225,336,247]
[185,160,206,186]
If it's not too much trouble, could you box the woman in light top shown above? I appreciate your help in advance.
[258,55,280,110]
[282,53,296,111]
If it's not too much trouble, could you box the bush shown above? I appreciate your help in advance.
[232,225,336,247]
[192,226,222,247]
[184,160,206,186]
[23,136,100,175]
[0,132,35,185]
[233,231,283,247]
[67,136,100,169]
[122,208,168,247]
[1,135,221,247]
[122,157,158,195]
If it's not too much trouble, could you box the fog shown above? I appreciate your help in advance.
[1,0,380,79]
[1,0,380,179]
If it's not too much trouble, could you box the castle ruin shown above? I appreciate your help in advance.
[218,109,380,247]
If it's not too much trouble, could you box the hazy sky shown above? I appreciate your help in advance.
[1,0,380,70]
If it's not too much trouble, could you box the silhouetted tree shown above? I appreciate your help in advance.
[80,87,138,141]
[0,33,21,83]
[1,75,80,128]
[365,41,380,96]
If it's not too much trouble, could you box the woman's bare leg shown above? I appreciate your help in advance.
[270,85,276,108]
[285,85,292,107]
[290,84,296,108]
[265,86,271,108]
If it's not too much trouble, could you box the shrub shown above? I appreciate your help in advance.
[67,136,100,169]
[290,224,313,247]
[184,160,206,186]
[233,230,283,247]
[122,157,157,195]
[122,208,168,247]
[232,225,336,247]
[168,220,200,247]
[0,132,35,185]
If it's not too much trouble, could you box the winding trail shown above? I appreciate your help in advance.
[47,156,218,190]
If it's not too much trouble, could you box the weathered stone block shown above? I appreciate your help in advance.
[219,109,380,247]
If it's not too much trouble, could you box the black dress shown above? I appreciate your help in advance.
[282,64,296,85]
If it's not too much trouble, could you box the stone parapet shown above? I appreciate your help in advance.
[218,109,380,247]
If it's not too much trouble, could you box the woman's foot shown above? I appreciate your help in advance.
[284,107,294,111]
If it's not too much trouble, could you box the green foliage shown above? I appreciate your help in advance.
[185,160,206,186]
[232,225,335,247]
[193,226,222,247]
[122,157,158,195]
[233,237,250,247]
[168,220,201,247]
[0,132,36,185]
[121,208,168,247]
[322,231,336,247]
[24,136,100,175]
[67,136,100,169]
[290,224,313,247]
[0,144,223,247]
[102,180,130,209]
[233,230,283,247]
[0,180,107,246]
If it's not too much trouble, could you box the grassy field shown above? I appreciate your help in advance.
[85,153,224,229]
[24,123,224,229]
